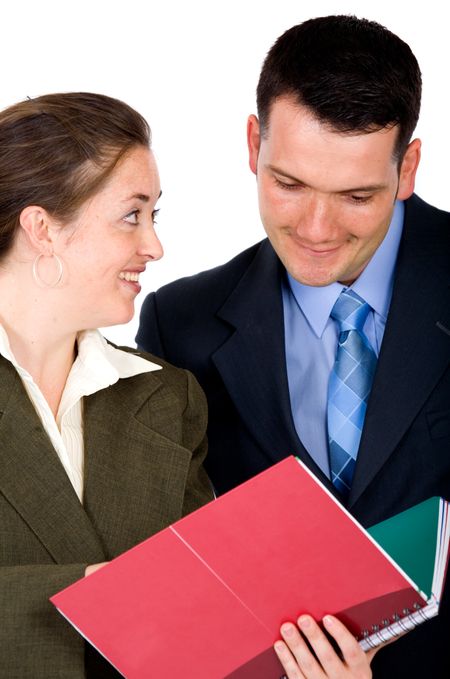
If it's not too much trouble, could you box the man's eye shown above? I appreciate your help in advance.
[349,195,372,204]
[274,178,300,191]
[123,209,140,224]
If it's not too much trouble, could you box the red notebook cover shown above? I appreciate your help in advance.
[51,457,425,678]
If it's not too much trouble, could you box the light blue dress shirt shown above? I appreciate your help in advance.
[282,200,405,477]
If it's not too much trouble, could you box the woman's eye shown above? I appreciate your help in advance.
[123,209,140,225]
[152,208,160,224]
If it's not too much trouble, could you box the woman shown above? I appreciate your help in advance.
[0,92,375,679]
[0,92,213,678]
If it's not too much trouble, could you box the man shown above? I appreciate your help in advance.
[137,16,450,677]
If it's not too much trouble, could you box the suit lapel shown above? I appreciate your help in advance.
[212,240,331,486]
[0,359,106,564]
[349,196,450,506]
[83,369,196,558]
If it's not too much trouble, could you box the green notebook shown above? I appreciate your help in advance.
[367,496,443,600]
[359,496,449,650]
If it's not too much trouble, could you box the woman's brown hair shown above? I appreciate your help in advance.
[0,92,151,257]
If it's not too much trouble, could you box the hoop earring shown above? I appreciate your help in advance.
[32,253,63,288]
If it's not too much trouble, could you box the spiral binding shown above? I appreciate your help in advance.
[359,599,439,651]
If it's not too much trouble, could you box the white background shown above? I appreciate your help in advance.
[1,0,448,346]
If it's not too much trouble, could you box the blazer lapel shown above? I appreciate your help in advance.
[349,196,450,507]
[83,369,197,558]
[0,359,106,564]
[212,240,330,485]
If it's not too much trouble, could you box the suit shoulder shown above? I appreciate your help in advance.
[406,194,450,230]
[404,194,450,270]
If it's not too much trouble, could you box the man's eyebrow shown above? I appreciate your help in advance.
[336,184,387,194]
[268,165,308,186]
[268,165,387,193]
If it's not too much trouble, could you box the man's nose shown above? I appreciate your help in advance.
[295,196,335,242]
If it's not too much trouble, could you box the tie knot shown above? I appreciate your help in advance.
[330,289,371,332]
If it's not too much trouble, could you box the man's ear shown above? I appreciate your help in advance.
[247,114,261,175]
[19,206,55,254]
[397,138,421,200]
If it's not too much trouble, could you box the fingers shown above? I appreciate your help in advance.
[274,638,306,679]
[274,615,372,679]
[275,620,325,679]
[321,615,370,674]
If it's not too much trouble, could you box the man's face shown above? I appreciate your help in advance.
[247,97,420,286]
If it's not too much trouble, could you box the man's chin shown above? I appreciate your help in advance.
[287,268,342,288]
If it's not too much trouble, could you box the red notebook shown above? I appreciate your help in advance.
[51,457,429,678]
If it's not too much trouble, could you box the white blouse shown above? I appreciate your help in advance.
[0,327,161,503]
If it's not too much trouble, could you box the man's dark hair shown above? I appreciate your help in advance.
[256,15,422,161]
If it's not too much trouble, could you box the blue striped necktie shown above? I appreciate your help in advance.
[327,289,377,497]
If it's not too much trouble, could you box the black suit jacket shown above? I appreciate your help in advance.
[137,194,450,678]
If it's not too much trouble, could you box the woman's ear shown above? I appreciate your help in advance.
[19,206,55,253]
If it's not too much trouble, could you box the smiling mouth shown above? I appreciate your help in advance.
[119,271,140,282]
[300,244,341,256]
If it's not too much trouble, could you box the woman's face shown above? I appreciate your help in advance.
[55,145,162,331]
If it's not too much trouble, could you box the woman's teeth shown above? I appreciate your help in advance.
[119,272,140,282]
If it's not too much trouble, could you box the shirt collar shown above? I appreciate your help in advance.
[59,328,161,413]
[59,329,161,421]
[0,326,161,381]
[74,329,161,388]
[0,326,162,418]
[287,200,405,338]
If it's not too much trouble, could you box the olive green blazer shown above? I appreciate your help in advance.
[0,350,213,678]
